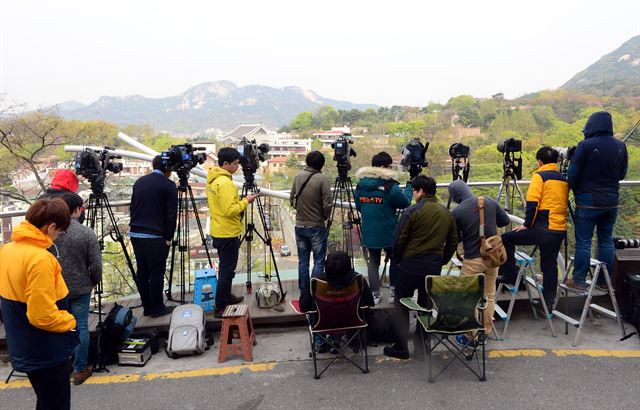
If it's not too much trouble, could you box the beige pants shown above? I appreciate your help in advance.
[461,257,497,333]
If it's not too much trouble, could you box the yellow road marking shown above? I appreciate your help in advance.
[83,373,141,385]
[552,349,640,358]
[144,362,277,380]
[489,349,546,357]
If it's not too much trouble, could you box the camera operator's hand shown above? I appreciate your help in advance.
[247,192,260,203]
[166,240,171,247]
[513,225,528,232]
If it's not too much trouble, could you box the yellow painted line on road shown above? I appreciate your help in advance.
[552,349,640,358]
[0,362,277,391]
[144,362,277,381]
[489,349,546,358]
[83,373,141,385]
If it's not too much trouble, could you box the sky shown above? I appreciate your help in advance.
[1,0,639,108]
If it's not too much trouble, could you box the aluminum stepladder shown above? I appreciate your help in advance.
[494,250,556,339]
[553,257,627,346]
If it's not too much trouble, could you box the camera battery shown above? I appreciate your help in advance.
[118,338,152,366]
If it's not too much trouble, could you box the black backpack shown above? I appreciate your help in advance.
[365,309,396,344]
[94,304,137,366]
[623,274,640,339]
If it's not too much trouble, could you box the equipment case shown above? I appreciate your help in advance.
[118,338,152,366]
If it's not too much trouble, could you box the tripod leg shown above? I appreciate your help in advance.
[187,185,214,268]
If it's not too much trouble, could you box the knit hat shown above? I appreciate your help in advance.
[50,169,79,192]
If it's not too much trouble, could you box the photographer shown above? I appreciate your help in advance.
[448,179,510,341]
[129,155,178,318]
[354,151,412,304]
[499,147,568,308]
[55,192,102,385]
[208,147,258,316]
[290,151,332,295]
[384,176,458,359]
[566,111,628,291]
[0,198,77,409]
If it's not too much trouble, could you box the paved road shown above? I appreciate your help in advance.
[2,353,639,410]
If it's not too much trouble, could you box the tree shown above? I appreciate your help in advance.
[290,112,313,131]
[313,106,339,129]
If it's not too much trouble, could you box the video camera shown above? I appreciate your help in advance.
[449,143,471,182]
[160,144,207,173]
[449,142,470,158]
[496,138,523,180]
[331,133,357,178]
[497,138,522,153]
[238,138,270,187]
[555,145,576,176]
[401,138,429,178]
[75,147,123,193]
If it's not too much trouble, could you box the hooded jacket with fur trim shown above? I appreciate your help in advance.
[354,166,412,249]
[0,221,78,372]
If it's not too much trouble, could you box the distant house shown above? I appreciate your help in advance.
[265,156,289,176]
[218,124,272,146]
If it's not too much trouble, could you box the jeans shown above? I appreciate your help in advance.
[500,227,565,307]
[462,258,497,333]
[213,236,240,311]
[68,293,91,372]
[366,247,395,294]
[295,226,328,293]
[573,207,618,285]
[26,360,71,410]
[131,237,170,315]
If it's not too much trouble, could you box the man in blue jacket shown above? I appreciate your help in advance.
[354,152,412,304]
[567,111,628,290]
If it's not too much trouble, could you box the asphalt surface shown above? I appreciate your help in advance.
[2,354,639,410]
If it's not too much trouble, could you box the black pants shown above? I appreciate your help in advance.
[213,236,240,311]
[26,361,71,410]
[131,237,169,315]
[391,267,433,351]
[500,227,566,307]
[366,247,396,293]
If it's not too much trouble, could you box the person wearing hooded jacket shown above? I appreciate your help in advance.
[41,168,86,224]
[0,198,78,410]
[448,179,510,336]
[207,147,258,316]
[566,111,628,291]
[354,152,412,304]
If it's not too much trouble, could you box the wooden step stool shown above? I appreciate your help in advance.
[218,304,257,363]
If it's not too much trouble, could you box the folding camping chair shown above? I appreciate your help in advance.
[401,274,487,383]
[291,275,370,379]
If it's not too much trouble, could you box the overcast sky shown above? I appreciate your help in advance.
[1,0,639,108]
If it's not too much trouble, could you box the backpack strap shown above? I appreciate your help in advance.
[382,179,398,193]
[293,170,319,209]
[478,196,486,239]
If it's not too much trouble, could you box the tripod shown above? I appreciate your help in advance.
[85,183,137,373]
[239,179,286,302]
[326,163,365,267]
[166,169,213,305]
[496,157,525,216]
[447,155,471,209]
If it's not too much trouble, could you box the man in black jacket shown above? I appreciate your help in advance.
[129,156,178,317]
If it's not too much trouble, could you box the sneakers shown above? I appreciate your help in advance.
[565,280,588,291]
[73,366,92,386]
[455,334,486,348]
[149,305,175,318]
[383,343,410,360]
[228,294,245,304]
[388,286,395,304]
[373,293,382,305]
[596,282,609,291]
[314,335,330,353]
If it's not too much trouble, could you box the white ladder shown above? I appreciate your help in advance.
[553,257,627,346]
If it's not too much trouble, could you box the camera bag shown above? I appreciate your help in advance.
[622,273,640,335]
[478,196,507,268]
[166,304,206,358]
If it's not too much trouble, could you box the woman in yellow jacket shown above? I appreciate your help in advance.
[0,198,78,410]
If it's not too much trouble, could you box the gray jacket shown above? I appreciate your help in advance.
[448,180,510,260]
[290,167,332,227]
[54,219,102,297]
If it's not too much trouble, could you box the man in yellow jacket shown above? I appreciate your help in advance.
[207,147,259,315]
[0,198,78,409]
[499,147,568,309]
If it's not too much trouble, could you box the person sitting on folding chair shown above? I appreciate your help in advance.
[384,176,458,360]
[498,147,568,309]
[300,251,375,352]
